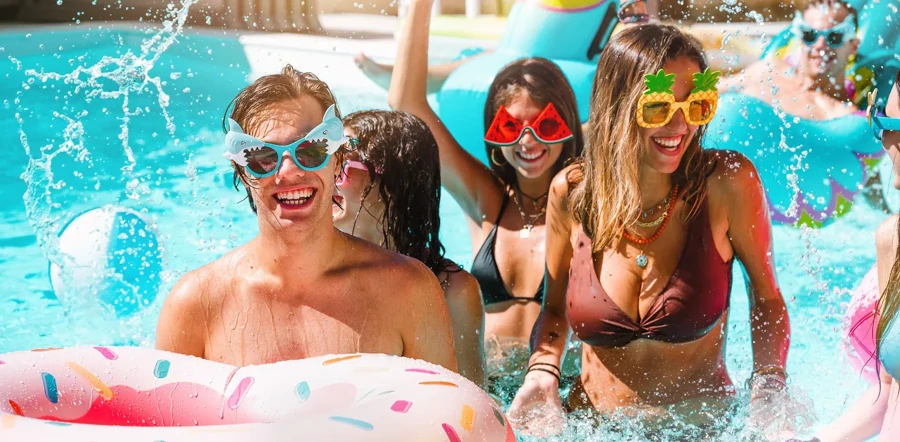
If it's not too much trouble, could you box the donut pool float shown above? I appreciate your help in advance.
[843,265,881,384]
[0,347,516,441]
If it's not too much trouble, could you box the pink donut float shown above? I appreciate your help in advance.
[0,346,517,442]
[844,265,881,384]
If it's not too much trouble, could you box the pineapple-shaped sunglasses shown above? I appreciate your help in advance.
[636,68,721,129]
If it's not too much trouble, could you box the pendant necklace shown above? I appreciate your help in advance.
[622,184,679,268]
[512,187,546,239]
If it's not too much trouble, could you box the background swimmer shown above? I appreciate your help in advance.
[333,109,486,387]
[389,0,585,368]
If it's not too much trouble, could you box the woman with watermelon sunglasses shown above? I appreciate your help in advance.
[388,0,585,396]
[507,24,793,438]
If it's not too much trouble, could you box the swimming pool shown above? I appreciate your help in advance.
[0,20,886,440]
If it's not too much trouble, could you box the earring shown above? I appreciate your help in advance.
[490,148,508,166]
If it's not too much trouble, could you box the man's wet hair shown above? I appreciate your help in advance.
[809,0,859,30]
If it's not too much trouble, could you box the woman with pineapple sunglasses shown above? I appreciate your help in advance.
[506,24,792,437]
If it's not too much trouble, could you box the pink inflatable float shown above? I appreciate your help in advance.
[0,346,517,442]
[844,265,881,384]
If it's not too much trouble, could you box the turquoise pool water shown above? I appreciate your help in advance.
[0,22,886,440]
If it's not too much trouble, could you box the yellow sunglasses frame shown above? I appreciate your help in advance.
[636,93,720,129]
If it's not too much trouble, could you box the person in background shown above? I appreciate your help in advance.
[718,0,861,120]
[333,109,486,386]
[156,66,457,373]
[717,0,889,209]
[387,0,584,392]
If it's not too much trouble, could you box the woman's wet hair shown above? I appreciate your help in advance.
[876,71,900,357]
[223,65,341,213]
[483,57,584,187]
[570,23,716,253]
[343,110,453,277]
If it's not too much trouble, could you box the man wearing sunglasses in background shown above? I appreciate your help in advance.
[719,0,860,120]
[155,66,458,372]
[715,0,898,210]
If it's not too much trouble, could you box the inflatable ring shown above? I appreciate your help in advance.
[843,265,881,384]
[0,347,517,442]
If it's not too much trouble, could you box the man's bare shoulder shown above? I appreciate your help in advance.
[334,233,441,298]
[163,245,248,308]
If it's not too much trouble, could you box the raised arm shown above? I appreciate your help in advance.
[507,169,575,433]
[387,0,502,222]
[444,270,487,387]
[720,153,790,381]
[814,215,899,442]
[155,271,207,358]
[403,261,459,373]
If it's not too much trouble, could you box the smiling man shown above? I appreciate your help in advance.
[155,66,457,371]
[719,0,860,120]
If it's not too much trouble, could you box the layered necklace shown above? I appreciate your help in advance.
[622,184,679,268]
[512,185,548,239]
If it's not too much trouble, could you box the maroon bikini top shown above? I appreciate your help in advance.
[566,198,733,348]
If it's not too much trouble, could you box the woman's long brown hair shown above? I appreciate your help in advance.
[570,24,716,252]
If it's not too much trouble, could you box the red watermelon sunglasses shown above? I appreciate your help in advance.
[484,102,574,146]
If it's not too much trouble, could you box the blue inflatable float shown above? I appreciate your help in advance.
[705,0,899,227]
[437,0,621,164]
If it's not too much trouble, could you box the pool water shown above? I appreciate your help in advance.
[0,20,886,441]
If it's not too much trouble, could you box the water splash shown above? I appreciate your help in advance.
[15,0,197,326]
[23,0,195,178]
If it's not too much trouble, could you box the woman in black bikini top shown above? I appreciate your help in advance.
[389,0,584,347]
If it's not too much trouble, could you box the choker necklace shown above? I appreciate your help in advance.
[640,191,674,221]
[515,184,549,213]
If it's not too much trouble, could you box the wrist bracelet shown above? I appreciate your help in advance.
[528,362,561,374]
[751,365,787,379]
[747,372,787,391]
[526,367,561,384]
